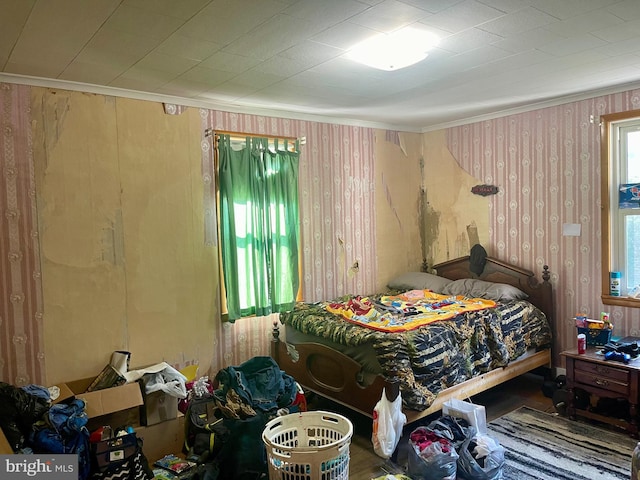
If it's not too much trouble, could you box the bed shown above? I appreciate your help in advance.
[270,255,554,424]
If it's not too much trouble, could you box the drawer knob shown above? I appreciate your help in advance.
[595,366,610,375]
[594,378,610,387]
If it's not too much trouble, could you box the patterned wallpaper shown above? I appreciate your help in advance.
[0,84,45,385]
[447,89,640,359]
[197,109,378,376]
[200,110,377,303]
[3,78,640,385]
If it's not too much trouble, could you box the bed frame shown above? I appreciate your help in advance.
[271,256,554,423]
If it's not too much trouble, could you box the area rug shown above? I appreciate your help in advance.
[487,406,636,479]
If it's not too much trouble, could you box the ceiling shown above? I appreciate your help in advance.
[2,0,640,132]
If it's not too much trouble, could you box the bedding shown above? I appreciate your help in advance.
[325,290,496,332]
[279,290,552,412]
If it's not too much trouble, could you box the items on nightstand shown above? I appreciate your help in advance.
[577,334,586,354]
[574,313,613,346]
[603,339,640,358]
[603,350,631,364]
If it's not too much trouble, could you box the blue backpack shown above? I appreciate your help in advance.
[31,399,91,480]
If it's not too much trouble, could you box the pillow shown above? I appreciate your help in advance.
[441,278,528,301]
[387,272,452,293]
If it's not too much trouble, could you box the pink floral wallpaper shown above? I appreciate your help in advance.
[447,89,640,360]
[199,111,377,374]
[200,110,377,303]
[0,84,45,385]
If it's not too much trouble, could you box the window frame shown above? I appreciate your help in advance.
[600,109,640,308]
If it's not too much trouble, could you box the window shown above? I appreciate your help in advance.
[216,134,301,321]
[601,110,640,307]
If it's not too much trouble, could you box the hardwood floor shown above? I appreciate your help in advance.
[307,371,555,480]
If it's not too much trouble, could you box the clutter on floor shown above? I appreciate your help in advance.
[392,399,505,480]
[0,353,313,480]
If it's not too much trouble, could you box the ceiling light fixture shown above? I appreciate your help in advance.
[345,27,439,71]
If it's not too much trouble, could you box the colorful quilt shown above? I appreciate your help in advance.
[326,289,496,332]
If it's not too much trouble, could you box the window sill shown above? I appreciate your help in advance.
[602,295,640,308]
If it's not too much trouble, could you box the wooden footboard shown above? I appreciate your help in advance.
[270,327,394,418]
[271,324,551,422]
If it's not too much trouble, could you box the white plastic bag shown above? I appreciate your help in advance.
[372,387,407,459]
[124,362,188,398]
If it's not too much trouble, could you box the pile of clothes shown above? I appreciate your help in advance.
[182,356,303,480]
[0,382,92,479]
[407,415,505,480]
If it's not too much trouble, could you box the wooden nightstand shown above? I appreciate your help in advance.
[562,348,640,436]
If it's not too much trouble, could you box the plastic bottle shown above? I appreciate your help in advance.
[632,441,640,479]
[611,271,621,296]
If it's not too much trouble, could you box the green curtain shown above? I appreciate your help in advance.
[218,134,300,321]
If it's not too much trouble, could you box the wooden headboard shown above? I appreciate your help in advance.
[432,256,554,328]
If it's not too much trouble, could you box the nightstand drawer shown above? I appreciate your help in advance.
[574,370,629,395]
[561,349,640,437]
[574,359,629,383]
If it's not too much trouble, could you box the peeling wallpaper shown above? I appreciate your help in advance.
[447,89,640,364]
[0,84,382,385]
[421,130,490,266]
[3,79,640,386]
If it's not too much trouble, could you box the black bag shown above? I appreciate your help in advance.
[184,394,229,462]
[90,434,153,480]
[216,412,269,480]
[184,394,268,478]
[456,431,505,480]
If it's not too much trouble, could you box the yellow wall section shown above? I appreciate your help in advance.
[32,89,218,384]
[374,131,423,291]
[29,89,487,385]
[374,129,489,290]
[422,130,489,266]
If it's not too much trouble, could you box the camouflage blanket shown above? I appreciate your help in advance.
[279,293,552,411]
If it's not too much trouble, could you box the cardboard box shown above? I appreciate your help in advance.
[86,405,142,434]
[138,375,179,426]
[140,390,178,426]
[136,414,185,462]
[54,376,143,421]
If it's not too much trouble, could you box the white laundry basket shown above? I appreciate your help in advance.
[262,411,353,480]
